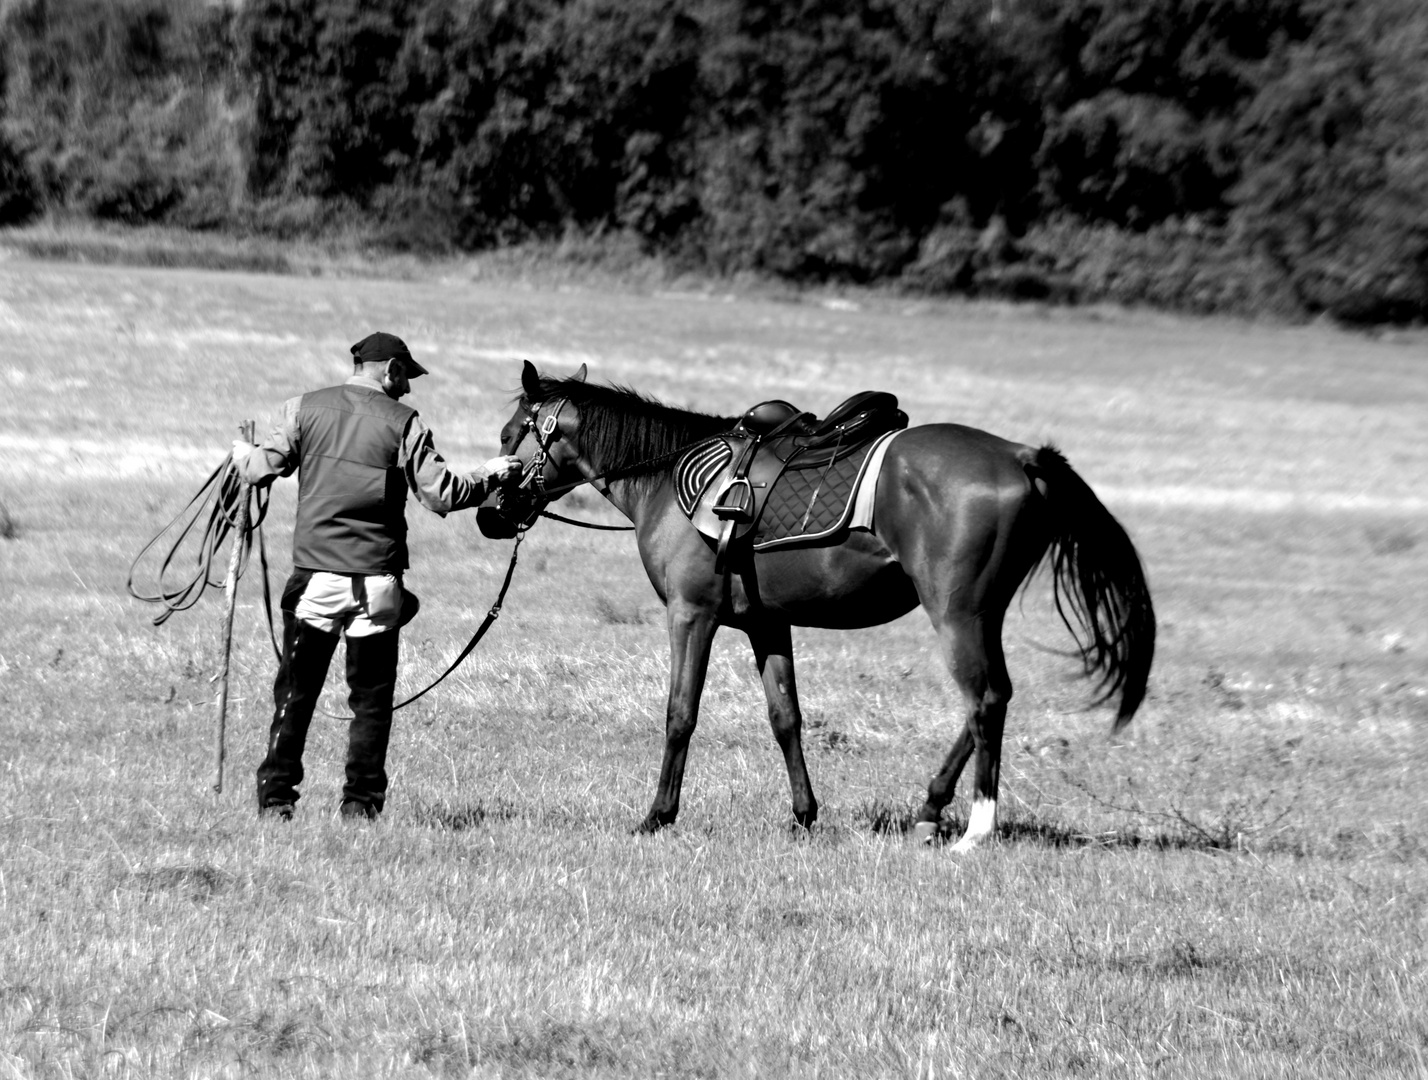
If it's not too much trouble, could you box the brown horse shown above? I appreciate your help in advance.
[482,361,1155,849]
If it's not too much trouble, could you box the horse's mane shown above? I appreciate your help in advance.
[531,375,736,480]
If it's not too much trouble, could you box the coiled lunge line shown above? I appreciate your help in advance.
[126,444,281,661]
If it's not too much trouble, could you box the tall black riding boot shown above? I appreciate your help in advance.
[255,612,340,812]
[341,628,400,818]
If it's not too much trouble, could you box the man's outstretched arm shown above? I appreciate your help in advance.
[403,415,520,515]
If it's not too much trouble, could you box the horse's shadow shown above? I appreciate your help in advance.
[412,796,1249,854]
[857,802,1252,853]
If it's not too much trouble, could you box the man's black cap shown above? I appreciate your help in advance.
[350,331,429,377]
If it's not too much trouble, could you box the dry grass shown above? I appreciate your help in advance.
[1,254,1426,1078]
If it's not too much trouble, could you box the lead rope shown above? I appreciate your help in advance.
[393,529,525,710]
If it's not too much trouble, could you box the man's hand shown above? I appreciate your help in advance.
[231,439,257,463]
[484,455,524,483]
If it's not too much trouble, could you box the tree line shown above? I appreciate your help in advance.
[2,0,1425,323]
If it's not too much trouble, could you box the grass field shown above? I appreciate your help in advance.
[1,250,1426,1078]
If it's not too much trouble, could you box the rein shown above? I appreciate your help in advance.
[507,396,728,532]
[538,509,634,530]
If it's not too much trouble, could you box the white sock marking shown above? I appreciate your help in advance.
[951,797,998,852]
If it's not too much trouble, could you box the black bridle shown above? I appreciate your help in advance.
[500,397,634,531]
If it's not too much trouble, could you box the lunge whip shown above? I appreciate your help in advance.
[128,422,280,795]
[212,420,255,793]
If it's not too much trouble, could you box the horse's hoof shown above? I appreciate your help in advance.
[911,821,938,845]
[632,815,667,836]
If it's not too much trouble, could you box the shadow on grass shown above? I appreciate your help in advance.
[409,1017,717,1077]
[118,864,232,899]
[409,795,1424,860]
[407,798,525,831]
[852,800,1274,853]
[407,795,608,833]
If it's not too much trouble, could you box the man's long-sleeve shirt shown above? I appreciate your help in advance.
[235,375,504,574]
[235,375,499,516]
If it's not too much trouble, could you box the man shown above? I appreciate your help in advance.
[233,332,522,821]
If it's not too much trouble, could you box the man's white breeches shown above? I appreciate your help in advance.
[294,572,405,637]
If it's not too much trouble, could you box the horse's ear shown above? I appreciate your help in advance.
[521,360,542,399]
[572,363,587,383]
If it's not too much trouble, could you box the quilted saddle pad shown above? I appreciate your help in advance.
[675,430,900,551]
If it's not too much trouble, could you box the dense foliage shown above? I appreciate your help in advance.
[1,0,1425,322]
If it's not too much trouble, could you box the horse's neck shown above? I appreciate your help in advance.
[580,401,731,524]
[602,472,672,529]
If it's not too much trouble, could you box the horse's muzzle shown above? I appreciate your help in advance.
[476,505,520,540]
[477,484,543,539]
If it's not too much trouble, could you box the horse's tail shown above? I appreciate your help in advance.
[1026,445,1156,731]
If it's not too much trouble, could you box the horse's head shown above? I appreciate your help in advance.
[477,360,590,539]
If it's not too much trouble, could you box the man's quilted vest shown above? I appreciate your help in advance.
[292,383,416,574]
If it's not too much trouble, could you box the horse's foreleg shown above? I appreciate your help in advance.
[920,614,1011,851]
[748,620,818,829]
[637,598,718,834]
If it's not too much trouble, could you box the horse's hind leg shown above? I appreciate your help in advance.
[915,614,1012,851]
[748,620,818,828]
[911,726,972,845]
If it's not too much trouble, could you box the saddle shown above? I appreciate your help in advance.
[676,391,908,568]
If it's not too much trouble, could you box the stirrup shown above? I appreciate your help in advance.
[712,478,754,522]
